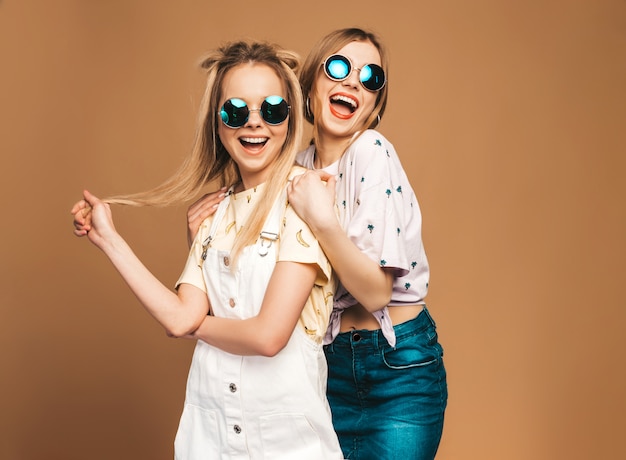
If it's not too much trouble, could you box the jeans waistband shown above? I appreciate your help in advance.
[327,306,436,350]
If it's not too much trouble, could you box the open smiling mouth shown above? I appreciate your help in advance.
[240,137,268,150]
[330,94,358,118]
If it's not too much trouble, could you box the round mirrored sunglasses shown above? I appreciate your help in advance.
[219,96,290,128]
[323,54,386,92]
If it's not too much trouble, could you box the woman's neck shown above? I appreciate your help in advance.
[234,179,261,194]
[313,134,353,169]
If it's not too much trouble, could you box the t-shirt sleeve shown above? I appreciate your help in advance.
[342,132,411,277]
[175,223,208,292]
[278,203,332,286]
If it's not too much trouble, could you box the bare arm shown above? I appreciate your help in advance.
[287,171,393,311]
[184,261,317,356]
[71,190,210,337]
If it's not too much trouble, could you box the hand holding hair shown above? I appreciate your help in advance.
[70,190,117,249]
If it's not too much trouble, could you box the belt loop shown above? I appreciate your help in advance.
[373,329,380,351]
[422,305,436,327]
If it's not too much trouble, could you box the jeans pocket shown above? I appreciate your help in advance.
[381,330,441,370]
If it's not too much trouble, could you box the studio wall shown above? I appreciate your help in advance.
[1,1,625,459]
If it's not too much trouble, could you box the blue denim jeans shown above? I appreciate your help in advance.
[323,307,447,460]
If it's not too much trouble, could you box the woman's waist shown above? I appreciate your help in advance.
[338,303,424,333]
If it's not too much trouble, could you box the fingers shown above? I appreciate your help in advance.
[73,227,89,237]
[70,200,85,214]
[289,174,301,188]
[187,187,227,223]
[71,190,99,217]
[82,189,101,207]
[186,188,227,246]
[71,199,89,234]
[325,174,337,189]
[289,170,332,192]
[71,190,101,237]
[188,189,224,216]
[312,169,333,182]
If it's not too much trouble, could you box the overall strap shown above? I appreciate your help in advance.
[257,187,287,257]
[201,188,233,261]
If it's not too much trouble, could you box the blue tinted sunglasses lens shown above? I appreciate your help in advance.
[326,56,351,80]
[323,54,386,92]
[220,98,248,127]
[220,96,289,128]
[360,63,385,91]
[261,96,290,125]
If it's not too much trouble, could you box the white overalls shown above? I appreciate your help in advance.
[174,189,343,460]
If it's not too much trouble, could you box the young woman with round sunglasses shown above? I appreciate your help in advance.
[287,27,448,460]
[185,29,448,459]
[71,40,343,460]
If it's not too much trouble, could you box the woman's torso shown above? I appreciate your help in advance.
[297,130,429,339]
[174,178,342,459]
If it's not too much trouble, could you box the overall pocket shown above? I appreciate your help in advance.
[174,404,221,460]
[260,413,323,460]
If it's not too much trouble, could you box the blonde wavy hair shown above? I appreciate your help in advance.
[104,40,303,263]
[299,28,389,144]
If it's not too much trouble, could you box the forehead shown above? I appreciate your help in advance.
[221,63,286,103]
[333,40,381,66]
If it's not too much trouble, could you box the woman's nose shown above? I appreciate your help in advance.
[244,108,264,127]
[343,68,360,89]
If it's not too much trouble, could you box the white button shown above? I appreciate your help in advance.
[229,383,237,393]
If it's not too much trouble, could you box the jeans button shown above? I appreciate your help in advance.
[353,332,361,342]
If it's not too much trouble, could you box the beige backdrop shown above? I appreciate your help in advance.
[1,1,625,459]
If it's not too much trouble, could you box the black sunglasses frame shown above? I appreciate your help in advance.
[322,54,386,92]
[219,96,290,128]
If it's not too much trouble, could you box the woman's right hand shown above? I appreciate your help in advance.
[287,170,337,234]
[186,187,227,246]
[70,189,117,250]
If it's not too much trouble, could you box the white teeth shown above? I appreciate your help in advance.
[330,94,357,108]
[240,137,268,144]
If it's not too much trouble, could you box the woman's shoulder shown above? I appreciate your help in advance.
[345,130,396,166]
[346,130,395,161]
[288,164,308,180]
[295,143,315,168]
[353,129,393,147]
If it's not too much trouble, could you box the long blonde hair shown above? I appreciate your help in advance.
[105,40,303,262]
[299,28,389,144]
